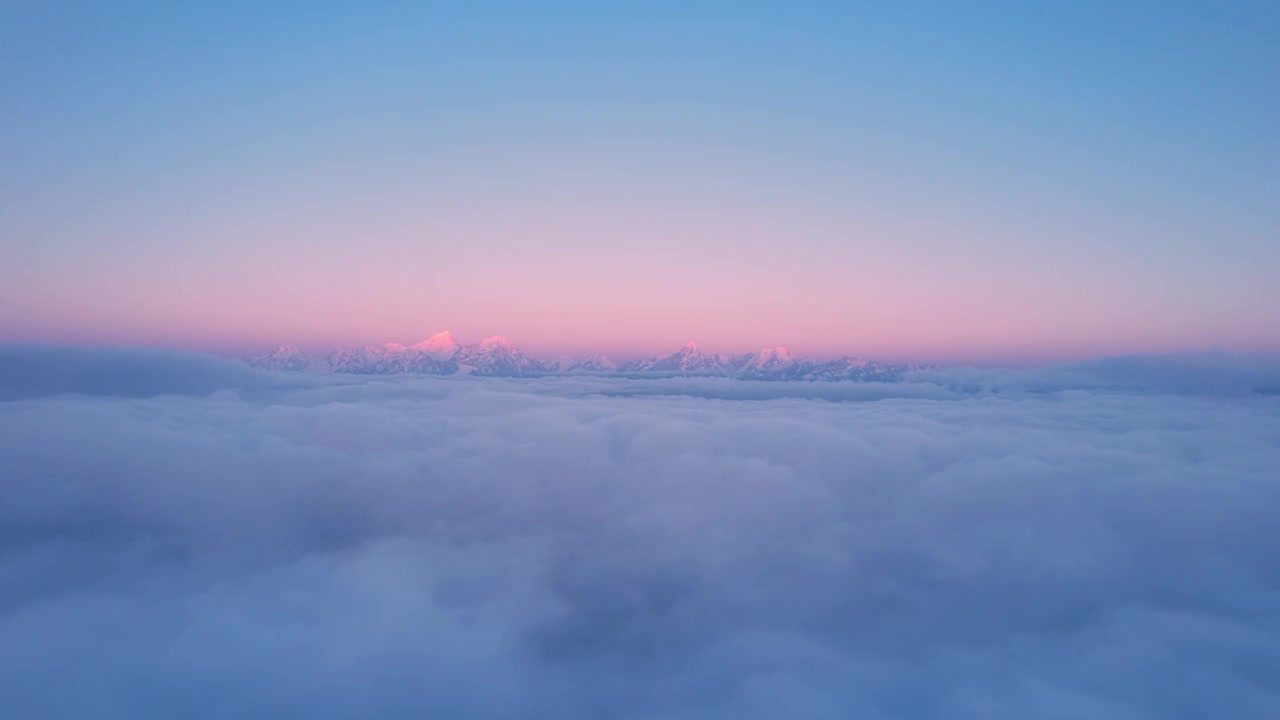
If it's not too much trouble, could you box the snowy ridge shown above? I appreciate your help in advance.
[412,330,460,359]
[621,342,733,374]
[453,336,540,377]
[246,345,326,373]
[247,335,917,381]
[568,354,618,372]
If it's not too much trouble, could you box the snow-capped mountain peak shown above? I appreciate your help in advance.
[747,346,795,369]
[569,354,617,372]
[413,330,460,358]
[622,341,732,373]
[455,336,538,376]
[247,335,913,382]
[247,345,320,372]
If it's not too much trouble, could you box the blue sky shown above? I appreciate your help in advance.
[2,1,1277,361]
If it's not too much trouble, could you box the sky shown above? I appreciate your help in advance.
[2,345,1279,718]
[1,1,1277,363]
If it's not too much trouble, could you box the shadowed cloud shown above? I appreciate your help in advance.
[1,347,1278,718]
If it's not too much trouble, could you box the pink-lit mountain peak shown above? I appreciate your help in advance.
[748,346,795,370]
[412,330,460,357]
[454,334,539,375]
[248,336,914,382]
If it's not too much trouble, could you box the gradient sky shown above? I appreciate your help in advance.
[2,1,1277,363]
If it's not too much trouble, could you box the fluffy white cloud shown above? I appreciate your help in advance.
[1,347,1278,718]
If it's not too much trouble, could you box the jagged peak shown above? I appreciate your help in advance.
[574,353,616,370]
[413,330,459,353]
[250,336,907,382]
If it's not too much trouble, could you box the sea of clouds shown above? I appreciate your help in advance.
[1,346,1278,719]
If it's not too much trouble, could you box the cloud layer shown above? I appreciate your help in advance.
[2,347,1279,718]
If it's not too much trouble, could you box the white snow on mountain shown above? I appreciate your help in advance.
[246,345,323,372]
[623,342,733,374]
[412,330,460,359]
[569,354,617,372]
[744,346,795,371]
[454,336,541,376]
[325,346,376,373]
[249,335,912,381]
[326,344,457,375]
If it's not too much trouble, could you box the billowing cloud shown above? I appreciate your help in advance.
[1,347,1278,718]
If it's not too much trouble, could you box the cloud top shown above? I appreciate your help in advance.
[1,347,1278,718]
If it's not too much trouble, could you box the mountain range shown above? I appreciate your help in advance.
[247,331,914,382]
